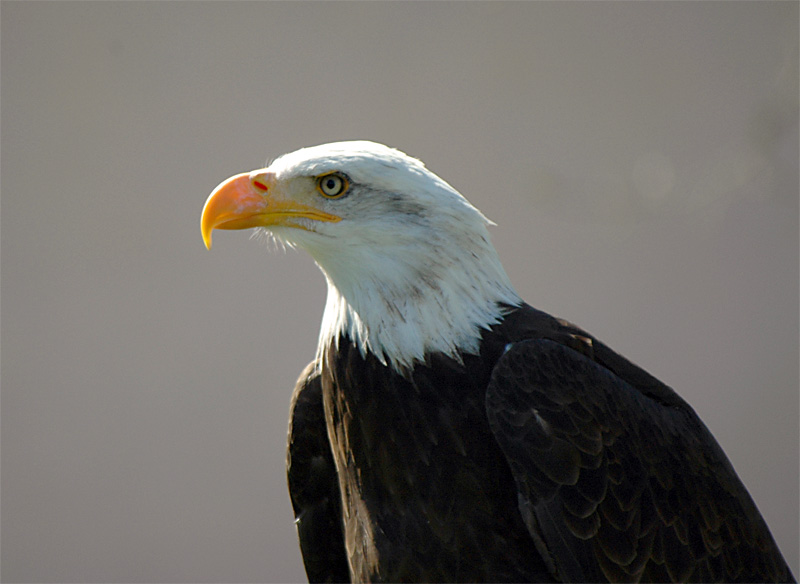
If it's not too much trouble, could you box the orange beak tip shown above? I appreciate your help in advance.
[200,172,251,250]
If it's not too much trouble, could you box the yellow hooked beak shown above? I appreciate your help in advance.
[201,171,341,249]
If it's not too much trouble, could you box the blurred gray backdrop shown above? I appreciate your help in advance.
[2,2,797,582]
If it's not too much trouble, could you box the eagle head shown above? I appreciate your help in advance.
[201,141,520,372]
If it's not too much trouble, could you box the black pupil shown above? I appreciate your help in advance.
[325,178,338,193]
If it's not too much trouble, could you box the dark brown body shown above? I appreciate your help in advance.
[287,304,794,583]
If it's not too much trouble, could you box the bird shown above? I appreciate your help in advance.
[201,141,794,583]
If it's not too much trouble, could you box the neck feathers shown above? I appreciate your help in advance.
[316,237,521,375]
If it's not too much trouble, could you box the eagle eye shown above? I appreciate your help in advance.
[317,173,349,199]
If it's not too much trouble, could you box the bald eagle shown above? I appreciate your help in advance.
[201,141,793,583]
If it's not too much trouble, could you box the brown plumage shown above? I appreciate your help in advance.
[288,304,793,582]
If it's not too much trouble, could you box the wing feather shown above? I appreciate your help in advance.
[287,363,351,583]
[486,339,793,583]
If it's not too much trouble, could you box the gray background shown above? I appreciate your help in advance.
[2,2,797,582]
